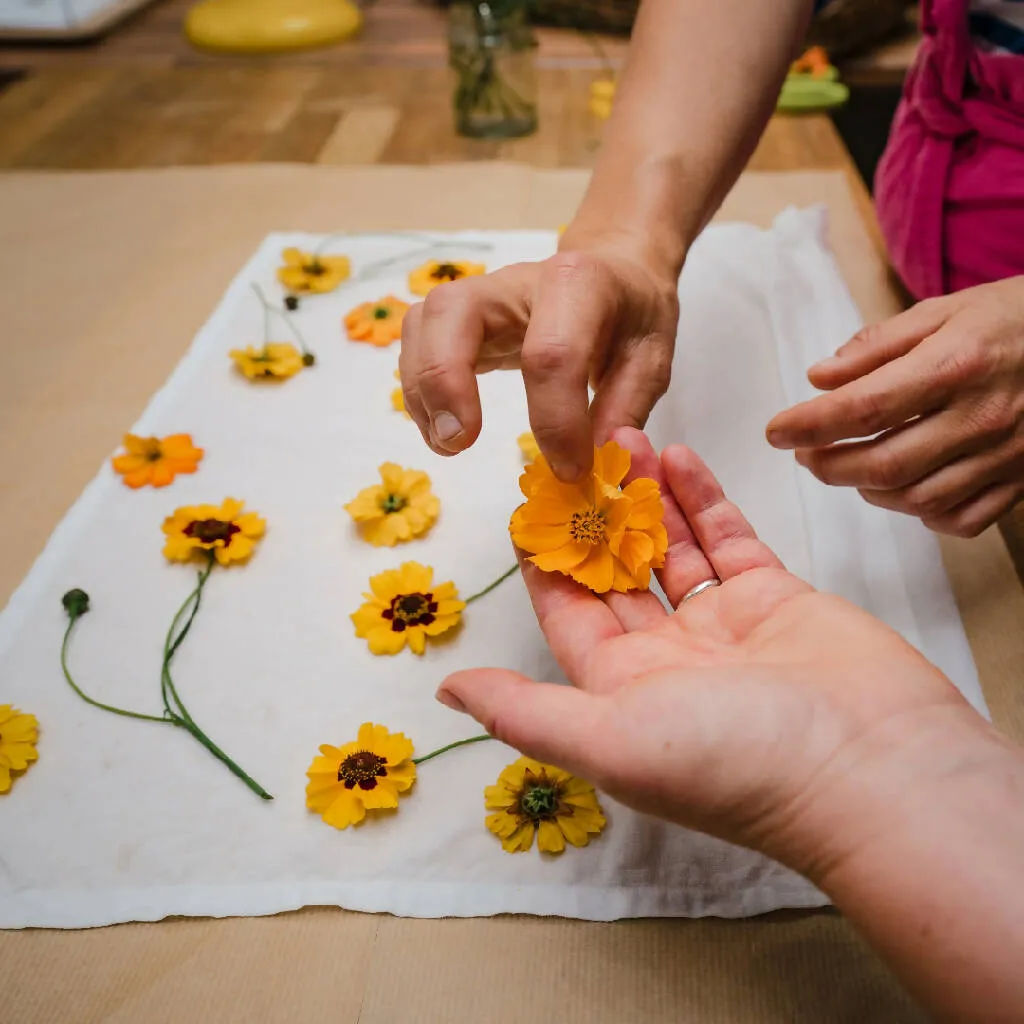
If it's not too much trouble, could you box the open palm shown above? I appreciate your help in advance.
[439,428,972,871]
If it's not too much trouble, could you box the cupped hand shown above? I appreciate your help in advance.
[766,277,1024,537]
[399,242,678,482]
[437,428,980,878]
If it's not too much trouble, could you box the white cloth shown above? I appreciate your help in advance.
[0,213,985,929]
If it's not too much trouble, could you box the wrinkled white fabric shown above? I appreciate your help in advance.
[0,214,985,929]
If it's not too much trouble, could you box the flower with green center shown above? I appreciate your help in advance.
[344,463,440,547]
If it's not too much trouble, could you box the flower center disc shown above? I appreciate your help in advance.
[185,518,240,545]
[140,439,163,462]
[380,492,407,514]
[303,261,326,276]
[384,591,438,631]
[337,749,388,790]
[372,306,391,320]
[569,508,606,544]
[431,263,463,282]
[521,783,559,820]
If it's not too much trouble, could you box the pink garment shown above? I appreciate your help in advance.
[873,0,1024,298]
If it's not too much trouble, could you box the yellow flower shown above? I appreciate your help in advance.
[589,77,616,120]
[509,440,667,594]
[408,260,486,296]
[0,705,39,794]
[351,562,464,656]
[345,463,440,547]
[112,433,204,489]
[306,722,417,829]
[392,369,411,417]
[162,498,266,567]
[277,247,351,294]
[229,343,305,381]
[517,431,540,462]
[485,757,606,854]
[344,295,409,347]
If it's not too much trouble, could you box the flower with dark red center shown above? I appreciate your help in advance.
[162,498,266,566]
[408,259,486,296]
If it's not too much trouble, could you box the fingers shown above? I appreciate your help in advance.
[436,668,612,782]
[517,554,624,685]
[612,426,717,606]
[521,253,611,481]
[400,264,532,457]
[794,411,989,492]
[920,481,1022,538]
[766,341,954,450]
[661,445,785,581]
[806,298,950,390]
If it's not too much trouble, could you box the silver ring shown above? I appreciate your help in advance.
[682,578,721,603]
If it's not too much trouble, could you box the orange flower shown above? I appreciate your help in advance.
[408,260,486,296]
[112,434,204,489]
[344,296,409,347]
[509,441,667,594]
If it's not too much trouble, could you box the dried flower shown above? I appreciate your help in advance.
[408,260,485,296]
[0,705,39,795]
[509,441,667,594]
[230,343,305,381]
[277,248,351,294]
[344,296,409,347]
[162,498,265,567]
[485,757,606,854]
[112,433,204,489]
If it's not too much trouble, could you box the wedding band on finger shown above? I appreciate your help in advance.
[681,578,722,603]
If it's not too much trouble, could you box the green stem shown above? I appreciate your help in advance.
[464,562,519,604]
[177,717,274,800]
[412,734,492,765]
[252,282,312,357]
[60,616,170,725]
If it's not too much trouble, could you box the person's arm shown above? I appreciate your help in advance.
[400,0,811,481]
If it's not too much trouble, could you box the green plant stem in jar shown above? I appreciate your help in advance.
[449,0,538,139]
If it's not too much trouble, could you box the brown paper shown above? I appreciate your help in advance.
[1,164,1019,1023]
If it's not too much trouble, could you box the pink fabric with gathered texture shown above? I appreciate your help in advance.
[873,0,1024,298]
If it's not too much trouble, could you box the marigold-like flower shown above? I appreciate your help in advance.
[162,498,266,566]
[509,440,667,594]
[0,705,39,794]
[306,722,417,829]
[344,296,409,347]
[345,463,440,547]
[517,431,540,462]
[485,757,606,854]
[408,260,486,296]
[230,343,305,381]
[112,433,204,489]
[277,248,351,294]
[352,562,464,656]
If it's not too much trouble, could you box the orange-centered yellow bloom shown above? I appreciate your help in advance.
[344,296,409,347]
[485,757,606,854]
[351,562,464,655]
[408,260,486,296]
[162,498,266,567]
[230,343,305,381]
[306,722,417,830]
[344,463,440,547]
[509,441,667,594]
[112,433,204,489]
[277,248,351,294]
[0,705,39,795]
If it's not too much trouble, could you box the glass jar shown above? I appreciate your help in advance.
[448,0,538,139]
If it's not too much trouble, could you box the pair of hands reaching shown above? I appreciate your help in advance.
[401,241,1024,536]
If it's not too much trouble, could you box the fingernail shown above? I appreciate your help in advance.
[432,411,463,444]
[436,688,466,713]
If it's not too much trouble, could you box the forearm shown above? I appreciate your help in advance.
[805,712,1024,1022]
[563,0,812,278]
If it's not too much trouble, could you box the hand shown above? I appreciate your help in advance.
[436,428,987,879]
[765,277,1024,537]
[399,239,679,482]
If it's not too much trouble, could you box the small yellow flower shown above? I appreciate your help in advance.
[352,562,464,656]
[408,260,486,296]
[345,463,440,547]
[344,296,409,347]
[112,433,204,489]
[306,722,417,830]
[486,757,606,854]
[230,343,305,381]
[0,705,39,794]
[277,247,351,294]
[589,77,616,120]
[509,440,668,594]
[162,498,266,567]
[392,369,411,417]
[517,431,540,462]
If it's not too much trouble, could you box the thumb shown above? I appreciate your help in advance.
[437,669,610,781]
[807,300,950,390]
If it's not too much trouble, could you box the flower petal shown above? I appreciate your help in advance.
[537,820,566,854]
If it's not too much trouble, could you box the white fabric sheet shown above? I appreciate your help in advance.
[0,212,985,929]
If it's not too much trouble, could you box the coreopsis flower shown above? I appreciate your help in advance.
[344,463,440,547]
[408,260,485,296]
[162,498,265,566]
[112,433,203,489]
